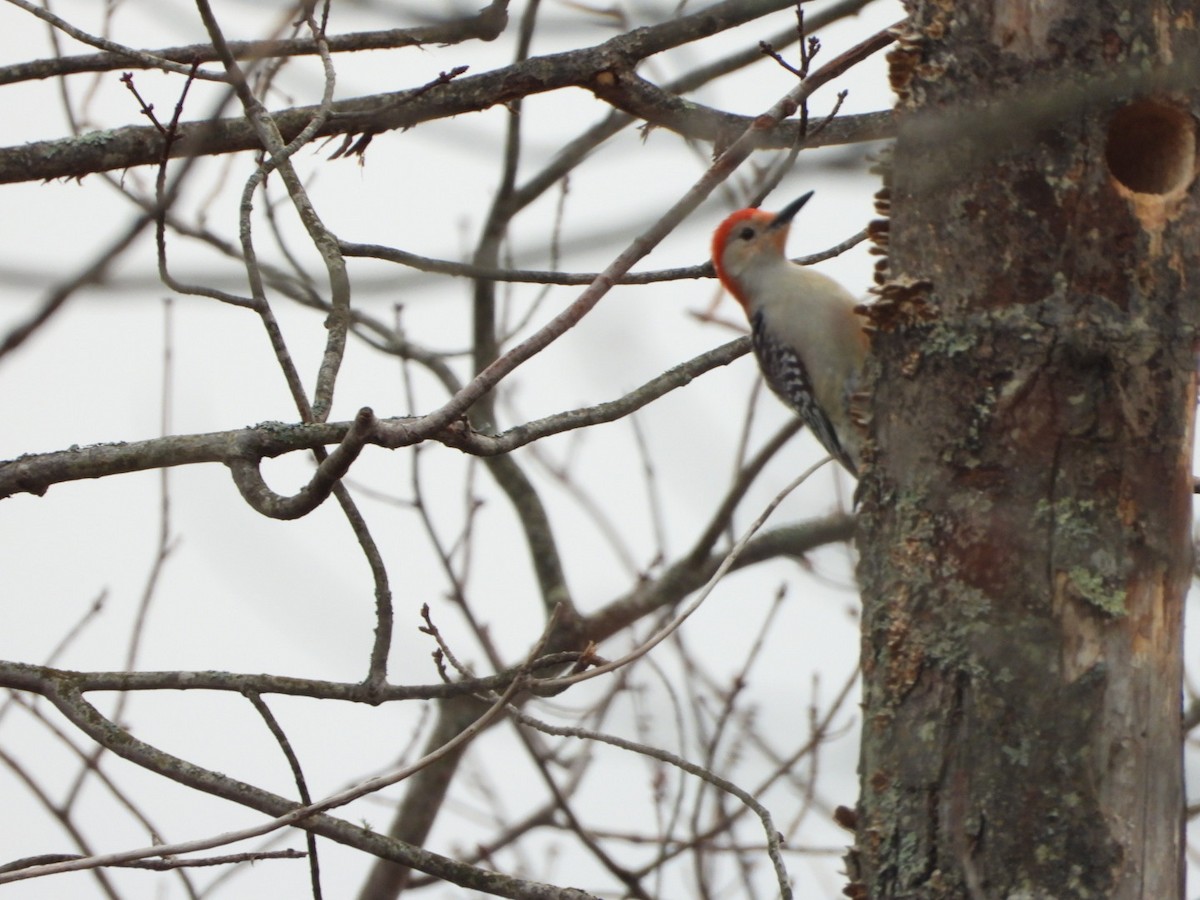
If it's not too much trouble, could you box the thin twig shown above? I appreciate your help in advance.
[246,691,323,900]
[514,708,794,900]
[1,617,559,888]
[536,457,832,691]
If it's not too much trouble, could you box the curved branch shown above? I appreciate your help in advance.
[227,407,375,519]
[0,341,747,500]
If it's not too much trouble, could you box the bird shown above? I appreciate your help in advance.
[711,192,868,475]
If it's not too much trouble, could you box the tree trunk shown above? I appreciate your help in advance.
[853,1,1198,897]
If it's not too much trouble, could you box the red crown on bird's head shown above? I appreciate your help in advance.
[711,208,780,307]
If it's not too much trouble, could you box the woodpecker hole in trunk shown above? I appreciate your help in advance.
[1104,99,1196,196]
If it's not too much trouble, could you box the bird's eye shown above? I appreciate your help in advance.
[738,226,755,241]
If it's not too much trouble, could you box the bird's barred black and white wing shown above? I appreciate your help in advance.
[751,312,857,475]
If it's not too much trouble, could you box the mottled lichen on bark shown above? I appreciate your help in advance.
[853,1,1196,898]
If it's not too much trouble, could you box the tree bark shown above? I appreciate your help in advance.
[853,1,1198,897]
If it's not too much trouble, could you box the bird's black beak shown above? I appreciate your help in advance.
[768,191,814,230]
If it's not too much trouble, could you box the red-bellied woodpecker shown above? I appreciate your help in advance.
[712,192,868,475]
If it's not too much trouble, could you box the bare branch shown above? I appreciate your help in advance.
[0,340,747,499]
[226,407,376,519]
[0,2,509,86]
[0,0,871,185]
